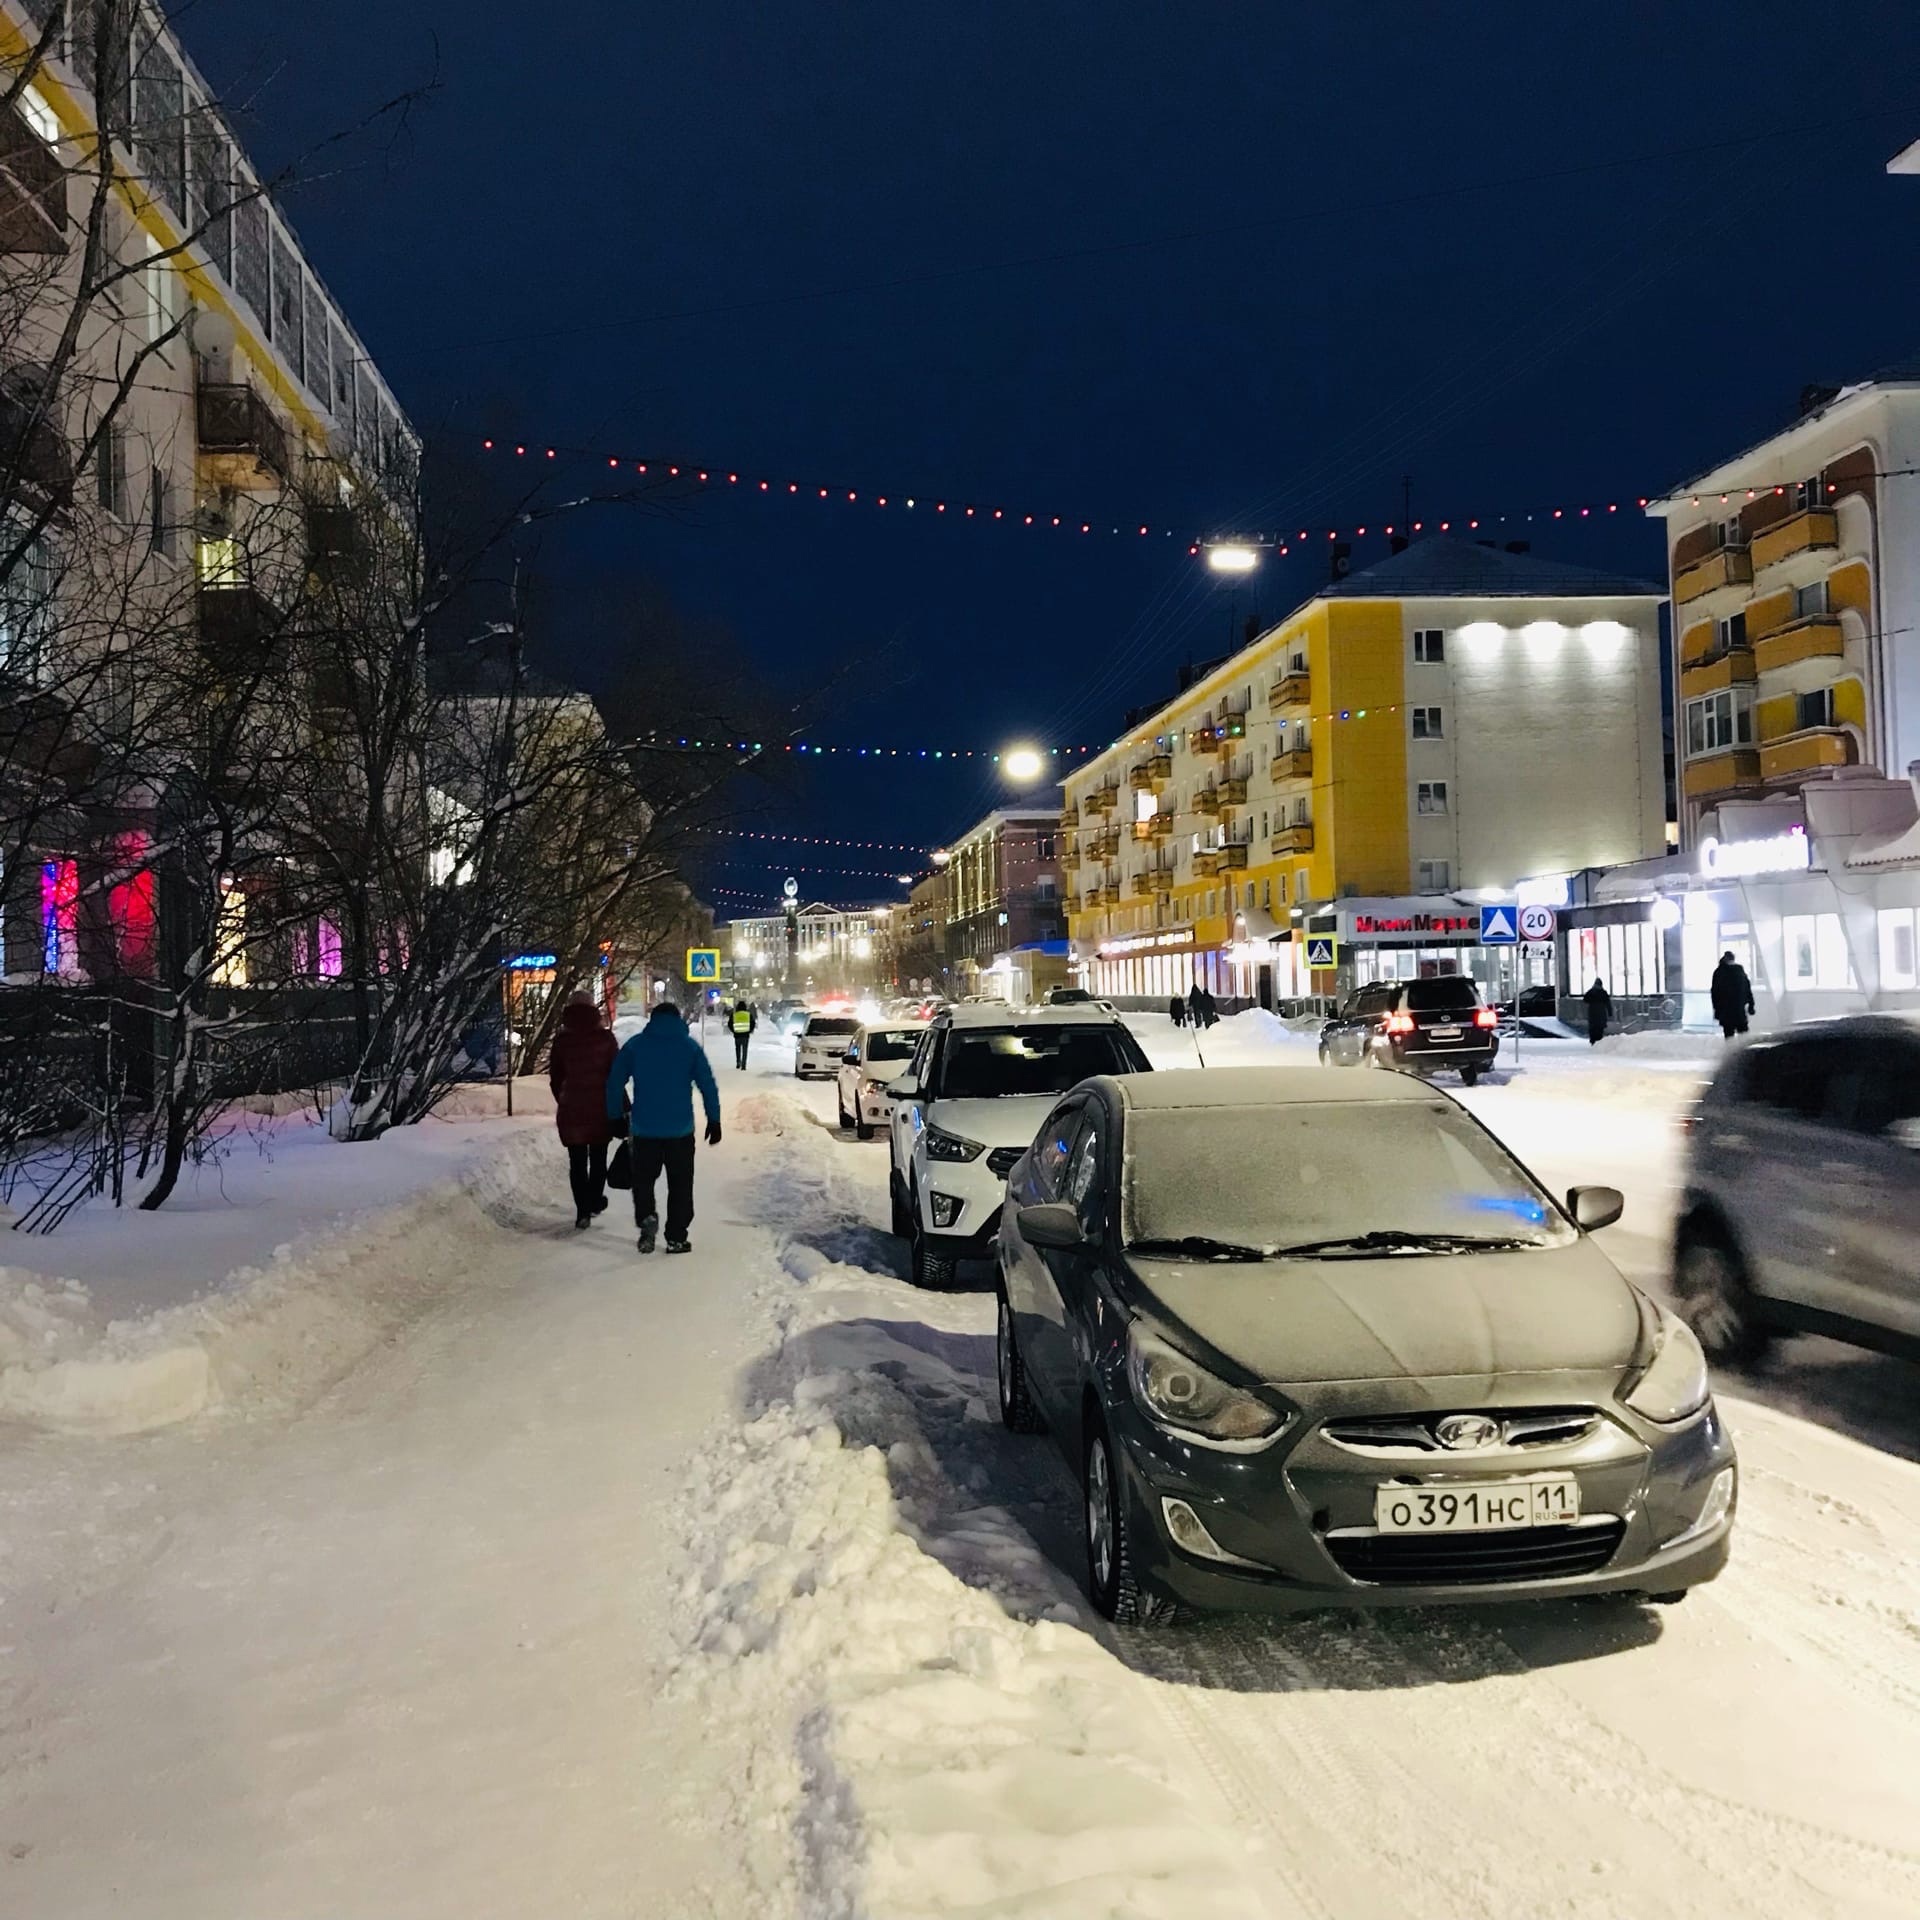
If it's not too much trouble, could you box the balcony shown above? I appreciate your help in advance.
[197,384,291,491]
[0,104,68,254]
[197,581,285,670]
[1133,811,1174,843]
[1128,754,1172,794]
[1217,776,1249,807]
[1751,509,1838,579]
[1194,849,1223,878]
[1271,745,1312,780]
[1272,824,1315,856]
[307,503,364,578]
[1096,881,1122,907]
[1188,726,1224,756]
[1194,785,1222,817]
[1082,784,1119,817]
[1674,546,1753,608]
[1678,646,1754,699]
[1088,826,1121,861]
[1760,727,1856,783]
[1753,617,1844,676]
[1681,748,1763,800]
[1058,802,1078,828]
[1268,670,1311,711]
[0,372,72,510]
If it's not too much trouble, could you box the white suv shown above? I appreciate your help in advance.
[796,1012,861,1079]
[887,1005,1151,1287]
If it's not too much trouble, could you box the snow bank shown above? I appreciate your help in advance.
[670,1119,1270,1919]
[0,1120,551,1435]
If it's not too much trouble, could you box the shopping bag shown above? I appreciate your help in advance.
[606,1139,633,1190]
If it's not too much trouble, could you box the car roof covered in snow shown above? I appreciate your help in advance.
[1107,1065,1442,1110]
[938,1003,1126,1030]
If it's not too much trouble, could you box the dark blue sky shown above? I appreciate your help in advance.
[185,2,1920,906]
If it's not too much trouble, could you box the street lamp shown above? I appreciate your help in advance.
[1205,543,1261,574]
[1003,746,1046,782]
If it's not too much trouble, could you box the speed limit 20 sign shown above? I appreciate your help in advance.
[1517,903,1556,943]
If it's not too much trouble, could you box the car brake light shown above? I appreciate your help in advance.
[1384,1012,1415,1035]
[1473,1008,1499,1029]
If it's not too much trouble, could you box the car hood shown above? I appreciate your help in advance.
[1124,1239,1642,1387]
[927,1095,1057,1150]
[862,1060,915,1085]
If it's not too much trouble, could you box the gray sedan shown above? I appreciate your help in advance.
[996,1067,1736,1624]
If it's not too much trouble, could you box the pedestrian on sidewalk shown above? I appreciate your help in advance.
[1188,981,1206,1030]
[728,998,757,1068]
[606,1001,722,1254]
[549,990,619,1228]
[1711,951,1756,1039]
[1582,977,1614,1047]
[1169,994,1186,1030]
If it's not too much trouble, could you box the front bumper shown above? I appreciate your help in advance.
[1110,1393,1737,1613]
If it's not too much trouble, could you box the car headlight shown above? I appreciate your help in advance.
[1625,1311,1711,1424]
[1126,1324,1288,1451]
[923,1124,985,1163]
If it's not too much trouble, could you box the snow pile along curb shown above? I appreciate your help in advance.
[0,1123,551,1434]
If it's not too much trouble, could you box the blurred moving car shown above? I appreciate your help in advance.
[836,1018,930,1139]
[795,1011,861,1079]
[996,1066,1735,1623]
[1319,976,1500,1084]
[1673,1015,1920,1364]
[1043,986,1116,1012]
[888,1004,1151,1287]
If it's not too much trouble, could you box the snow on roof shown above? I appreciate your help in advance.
[940,1002,1125,1030]
[1319,535,1662,602]
[1113,1065,1435,1109]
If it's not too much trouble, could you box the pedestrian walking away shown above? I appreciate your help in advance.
[1188,981,1206,1030]
[606,1001,722,1254]
[549,990,619,1228]
[1168,994,1186,1030]
[1582,977,1614,1047]
[728,998,757,1069]
[1710,950,1756,1039]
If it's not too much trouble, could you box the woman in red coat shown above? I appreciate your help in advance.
[548,991,620,1228]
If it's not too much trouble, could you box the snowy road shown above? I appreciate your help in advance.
[4,1020,1920,1918]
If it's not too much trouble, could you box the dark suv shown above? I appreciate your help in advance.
[1318,975,1499,1084]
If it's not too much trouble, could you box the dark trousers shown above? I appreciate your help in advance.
[631,1133,697,1240]
[567,1140,608,1218]
[733,1032,751,1068]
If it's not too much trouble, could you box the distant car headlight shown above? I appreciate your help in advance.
[1126,1324,1288,1451]
[1625,1311,1711,1424]
[923,1124,985,1163]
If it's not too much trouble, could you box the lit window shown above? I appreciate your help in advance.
[1878,908,1917,992]
[18,85,60,146]
[196,536,240,586]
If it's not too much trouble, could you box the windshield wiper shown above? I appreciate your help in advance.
[1127,1235,1272,1264]
[1271,1229,1540,1260]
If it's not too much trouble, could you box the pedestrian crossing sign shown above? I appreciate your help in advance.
[1305,935,1338,970]
[685,948,720,982]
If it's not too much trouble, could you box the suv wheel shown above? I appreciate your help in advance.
[910,1213,956,1290]
[996,1288,1044,1433]
[1083,1418,1178,1627]
[889,1172,911,1239]
[1674,1225,1770,1364]
[1460,1065,1480,1087]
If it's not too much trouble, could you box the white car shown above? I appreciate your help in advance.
[887,1004,1151,1287]
[836,1019,930,1139]
[795,1012,861,1079]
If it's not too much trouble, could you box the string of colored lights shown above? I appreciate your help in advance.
[708,860,915,881]
[688,826,929,853]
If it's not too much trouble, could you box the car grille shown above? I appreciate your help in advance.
[1325,1520,1626,1586]
[986,1147,1023,1179]
[1322,1410,1601,1455]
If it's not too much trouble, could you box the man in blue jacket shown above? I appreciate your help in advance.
[606,1002,722,1254]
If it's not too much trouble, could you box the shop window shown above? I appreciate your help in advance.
[40,858,77,975]
[1413,628,1444,663]
[1795,688,1835,732]
[1417,781,1448,815]
[1877,908,1917,991]
[1411,706,1443,740]
[1784,913,1852,991]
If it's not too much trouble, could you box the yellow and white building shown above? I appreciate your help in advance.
[1647,378,1920,847]
[1062,538,1666,1004]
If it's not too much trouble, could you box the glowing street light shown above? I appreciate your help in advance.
[1205,543,1261,574]
[1003,746,1046,782]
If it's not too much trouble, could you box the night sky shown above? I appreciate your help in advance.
[183,2,1920,909]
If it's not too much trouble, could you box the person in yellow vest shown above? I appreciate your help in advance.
[728,999,757,1069]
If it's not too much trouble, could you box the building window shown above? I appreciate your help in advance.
[149,466,177,558]
[1417,780,1449,815]
[1683,688,1754,757]
[1418,859,1451,891]
[1293,868,1309,903]
[1411,705,1443,740]
[1289,652,1306,673]
[1413,628,1444,663]
[1035,833,1055,860]
[1715,612,1746,654]
[1290,796,1310,826]
[144,238,184,347]
[1261,878,1272,909]
[0,523,55,679]
[1796,687,1836,731]
[96,424,128,519]
[1878,908,1917,991]
[1794,579,1828,622]
[1293,721,1309,751]
[1794,476,1826,512]
[1713,516,1746,551]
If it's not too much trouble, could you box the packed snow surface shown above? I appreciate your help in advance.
[3,1014,1919,1918]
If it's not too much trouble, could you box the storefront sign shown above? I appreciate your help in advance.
[1698,828,1811,879]
[1351,912,1478,936]
[1097,927,1196,959]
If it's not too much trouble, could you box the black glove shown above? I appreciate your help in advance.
[705,1119,723,1147]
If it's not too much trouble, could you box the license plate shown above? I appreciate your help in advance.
[1430,1025,1462,1040]
[1374,1478,1580,1533]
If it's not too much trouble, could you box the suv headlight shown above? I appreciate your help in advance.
[1126,1324,1288,1451]
[1625,1311,1711,1424]
[923,1124,985,1163]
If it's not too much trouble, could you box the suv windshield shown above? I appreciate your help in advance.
[805,1016,860,1038]
[864,1028,922,1062]
[1405,978,1481,1011]
[1123,1101,1570,1256]
[937,1025,1147,1099]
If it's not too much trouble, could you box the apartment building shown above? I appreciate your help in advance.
[896,864,952,992]
[725,902,896,996]
[1063,537,1666,1004]
[1646,377,1920,848]
[944,805,1066,1000]
[0,1,413,978]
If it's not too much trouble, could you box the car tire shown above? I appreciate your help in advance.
[1083,1417,1179,1627]
[910,1215,956,1290]
[1674,1227,1771,1365]
[855,1119,875,1141]
[996,1287,1044,1433]
[889,1173,911,1240]
[1460,1066,1480,1087]
[1645,1589,1691,1606]
[836,1095,852,1130]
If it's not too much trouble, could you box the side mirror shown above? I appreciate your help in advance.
[1568,1185,1624,1232]
[1017,1202,1087,1251]
[892,1075,921,1101]
[843,1047,860,1065]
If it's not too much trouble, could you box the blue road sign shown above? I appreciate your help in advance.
[1305,934,1338,969]
[1479,905,1519,946]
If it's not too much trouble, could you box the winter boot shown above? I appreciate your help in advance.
[592,1194,608,1216]
[665,1236,692,1255]
[638,1215,659,1254]
[575,1213,591,1230]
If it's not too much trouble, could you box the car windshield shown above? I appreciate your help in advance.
[1406,978,1480,1011]
[1050,990,1095,1003]
[805,1016,860,1037]
[864,1029,921,1062]
[1122,1100,1571,1257]
[938,1026,1143,1098]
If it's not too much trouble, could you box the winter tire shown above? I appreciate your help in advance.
[889,1174,911,1240]
[1083,1419,1179,1627]
[855,1119,875,1141]
[1460,1066,1480,1087]
[910,1219,957,1290]
[1674,1227,1770,1365]
[837,1097,852,1131]
[996,1287,1044,1433]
